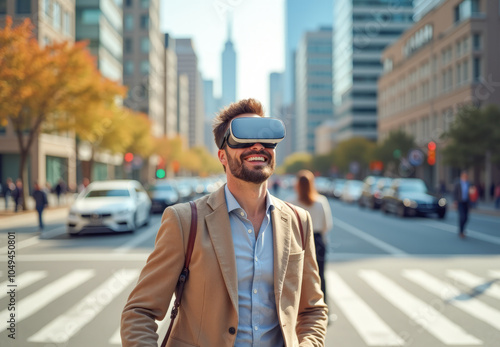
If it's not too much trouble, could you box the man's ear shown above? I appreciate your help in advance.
[218,149,227,166]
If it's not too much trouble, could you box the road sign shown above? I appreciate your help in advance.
[408,149,424,167]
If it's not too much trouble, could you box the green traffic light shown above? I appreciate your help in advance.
[156,169,166,179]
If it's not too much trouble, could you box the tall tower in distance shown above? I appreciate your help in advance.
[222,15,237,107]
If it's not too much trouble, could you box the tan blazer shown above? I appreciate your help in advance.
[121,185,328,347]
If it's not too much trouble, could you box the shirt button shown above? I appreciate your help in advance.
[240,212,244,216]
[254,326,259,331]
[229,327,236,335]
[247,229,252,234]
[253,289,258,294]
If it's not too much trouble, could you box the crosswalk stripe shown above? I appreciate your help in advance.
[360,270,482,345]
[28,269,139,343]
[0,271,47,300]
[0,269,95,332]
[326,271,404,346]
[446,270,500,300]
[489,270,500,278]
[403,269,500,331]
[0,235,40,254]
[109,328,121,345]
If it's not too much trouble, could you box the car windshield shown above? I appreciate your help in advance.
[150,185,175,192]
[399,181,427,193]
[85,189,130,198]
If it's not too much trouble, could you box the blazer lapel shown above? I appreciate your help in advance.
[271,200,291,301]
[205,186,239,312]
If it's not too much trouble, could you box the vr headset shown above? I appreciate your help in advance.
[218,117,286,149]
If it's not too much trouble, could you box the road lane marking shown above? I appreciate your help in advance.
[403,269,500,331]
[490,270,500,278]
[113,225,158,253]
[109,296,175,345]
[28,269,140,343]
[422,221,500,245]
[0,271,47,300]
[333,218,408,256]
[326,270,404,346]
[446,270,500,300]
[0,235,40,254]
[0,269,95,332]
[360,270,482,345]
[39,225,67,239]
[18,253,150,261]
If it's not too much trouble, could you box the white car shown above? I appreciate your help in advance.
[67,180,152,235]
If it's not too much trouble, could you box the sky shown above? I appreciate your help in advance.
[160,0,285,113]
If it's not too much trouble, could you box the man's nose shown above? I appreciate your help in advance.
[250,143,266,150]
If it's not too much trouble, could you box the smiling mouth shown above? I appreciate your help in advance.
[246,156,267,163]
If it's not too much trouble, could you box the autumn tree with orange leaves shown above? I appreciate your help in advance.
[0,17,125,207]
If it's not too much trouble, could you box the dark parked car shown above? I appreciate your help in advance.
[148,181,180,213]
[359,177,393,209]
[381,178,447,218]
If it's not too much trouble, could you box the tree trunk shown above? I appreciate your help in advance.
[18,148,29,211]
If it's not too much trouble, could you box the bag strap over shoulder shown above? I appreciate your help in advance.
[284,201,305,251]
[161,201,197,347]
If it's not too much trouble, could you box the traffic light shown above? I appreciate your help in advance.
[427,141,436,165]
[156,157,166,179]
[124,152,134,163]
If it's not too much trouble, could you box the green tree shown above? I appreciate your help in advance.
[373,130,416,175]
[441,105,500,168]
[281,152,312,174]
[311,150,336,176]
[333,137,376,178]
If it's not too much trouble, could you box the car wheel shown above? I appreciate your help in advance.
[398,205,406,218]
[143,209,151,226]
[438,211,446,219]
[381,202,388,214]
[131,212,138,232]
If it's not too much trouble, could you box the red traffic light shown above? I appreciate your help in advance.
[124,153,134,163]
[427,141,436,151]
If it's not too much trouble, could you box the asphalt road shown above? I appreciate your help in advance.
[0,189,499,346]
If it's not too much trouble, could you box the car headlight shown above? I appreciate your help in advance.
[403,199,418,208]
[116,208,133,215]
[438,198,447,207]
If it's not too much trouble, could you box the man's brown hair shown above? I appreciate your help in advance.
[212,98,265,149]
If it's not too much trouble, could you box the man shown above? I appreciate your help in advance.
[12,178,23,212]
[121,99,328,346]
[2,177,13,209]
[453,170,470,238]
[32,182,48,230]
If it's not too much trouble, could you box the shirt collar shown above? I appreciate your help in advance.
[224,184,275,217]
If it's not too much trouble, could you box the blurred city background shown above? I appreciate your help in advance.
[1,0,500,346]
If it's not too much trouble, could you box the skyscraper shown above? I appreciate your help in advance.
[413,0,444,21]
[284,0,333,104]
[176,38,204,148]
[221,17,236,107]
[295,27,333,153]
[332,0,414,142]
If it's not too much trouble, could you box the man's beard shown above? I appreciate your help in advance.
[226,149,275,184]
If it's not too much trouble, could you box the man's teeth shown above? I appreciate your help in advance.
[247,157,265,162]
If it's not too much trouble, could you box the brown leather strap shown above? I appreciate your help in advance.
[161,201,197,347]
[284,201,306,250]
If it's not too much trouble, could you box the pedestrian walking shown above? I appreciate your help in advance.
[32,182,48,230]
[2,177,14,209]
[289,170,333,309]
[494,183,500,209]
[54,178,66,205]
[121,98,328,347]
[453,170,470,238]
[12,178,23,212]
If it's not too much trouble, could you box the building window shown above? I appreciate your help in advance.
[473,58,481,81]
[82,9,100,24]
[124,14,134,31]
[463,59,469,82]
[454,0,480,23]
[141,0,150,9]
[43,0,51,17]
[124,38,132,54]
[473,33,481,50]
[0,0,7,14]
[140,14,149,29]
[63,11,70,35]
[124,61,134,76]
[16,0,31,14]
[140,60,150,75]
[53,2,61,29]
[140,37,150,53]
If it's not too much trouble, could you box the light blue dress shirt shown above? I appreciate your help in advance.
[224,185,284,347]
[460,180,469,202]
